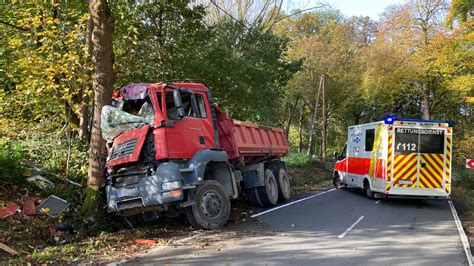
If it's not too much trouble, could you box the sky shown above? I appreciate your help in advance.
[289,0,405,19]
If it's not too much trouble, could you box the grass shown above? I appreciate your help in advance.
[451,165,474,250]
[283,153,317,168]
[285,153,333,194]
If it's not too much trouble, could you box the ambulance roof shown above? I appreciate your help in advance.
[348,117,453,129]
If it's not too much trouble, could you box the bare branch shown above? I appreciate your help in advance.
[0,19,30,32]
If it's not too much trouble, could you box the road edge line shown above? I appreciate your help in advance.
[448,200,473,266]
[337,215,365,239]
[250,188,336,218]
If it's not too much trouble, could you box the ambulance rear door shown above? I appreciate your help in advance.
[390,124,448,195]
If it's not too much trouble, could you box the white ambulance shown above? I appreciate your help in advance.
[333,116,453,199]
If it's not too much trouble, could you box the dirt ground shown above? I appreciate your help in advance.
[0,165,332,264]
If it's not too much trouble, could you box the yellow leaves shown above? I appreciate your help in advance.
[8,38,23,49]
[447,74,474,92]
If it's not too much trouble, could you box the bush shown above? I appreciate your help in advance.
[0,138,27,185]
[282,153,317,168]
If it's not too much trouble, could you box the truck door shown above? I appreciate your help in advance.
[164,89,215,159]
[392,127,445,189]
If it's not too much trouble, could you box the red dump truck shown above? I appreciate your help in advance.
[101,81,290,229]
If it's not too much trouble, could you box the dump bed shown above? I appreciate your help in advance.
[216,109,288,163]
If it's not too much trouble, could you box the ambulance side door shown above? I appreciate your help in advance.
[346,126,364,187]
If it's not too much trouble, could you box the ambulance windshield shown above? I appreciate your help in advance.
[394,128,444,154]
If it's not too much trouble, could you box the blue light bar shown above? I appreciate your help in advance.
[384,116,455,127]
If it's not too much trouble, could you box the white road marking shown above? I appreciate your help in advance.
[337,216,365,239]
[375,200,380,204]
[250,188,337,218]
[448,200,473,266]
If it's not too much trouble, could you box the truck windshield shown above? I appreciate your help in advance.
[100,96,155,142]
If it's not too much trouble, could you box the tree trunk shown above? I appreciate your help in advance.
[82,0,114,217]
[321,76,326,162]
[79,14,94,142]
[298,103,304,153]
[285,97,299,140]
[306,73,323,156]
[422,82,431,119]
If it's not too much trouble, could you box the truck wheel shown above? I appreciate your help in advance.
[245,187,263,207]
[276,168,291,202]
[256,169,279,207]
[186,180,230,230]
[364,180,374,199]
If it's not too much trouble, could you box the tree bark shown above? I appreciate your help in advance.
[83,0,114,216]
[306,73,323,156]
[422,82,431,119]
[285,97,299,140]
[79,14,94,142]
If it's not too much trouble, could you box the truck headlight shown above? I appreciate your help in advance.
[161,181,181,192]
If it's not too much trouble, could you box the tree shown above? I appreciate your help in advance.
[0,2,91,136]
[82,0,114,216]
[446,0,473,26]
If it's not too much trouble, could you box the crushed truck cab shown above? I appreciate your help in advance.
[101,81,290,229]
[333,116,453,199]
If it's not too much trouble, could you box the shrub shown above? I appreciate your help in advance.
[0,138,27,185]
[282,153,317,168]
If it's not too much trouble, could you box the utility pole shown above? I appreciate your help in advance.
[321,75,326,163]
[306,72,323,156]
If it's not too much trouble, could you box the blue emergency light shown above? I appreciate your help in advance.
[384,115,395,124]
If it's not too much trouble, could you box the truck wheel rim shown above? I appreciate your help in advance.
[281,171,290,197]
[201,191,222,218]
[266,173,277,199]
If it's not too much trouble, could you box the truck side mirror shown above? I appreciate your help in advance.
[173,89,185,119]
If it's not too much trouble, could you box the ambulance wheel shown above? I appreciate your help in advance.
[364,180,374,199]
[256,169,279,207]
[333,172,346,189]
[186,180,230,230]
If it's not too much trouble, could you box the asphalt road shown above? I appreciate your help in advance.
[127,189,472,265]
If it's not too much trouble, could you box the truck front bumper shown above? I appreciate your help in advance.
[106,162,185,214]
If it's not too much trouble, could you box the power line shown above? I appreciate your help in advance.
[207,1,332,81]
[209,0,249,30]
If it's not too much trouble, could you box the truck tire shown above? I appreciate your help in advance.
[256,169,279,207]
[186,180,230,230]
[245,187,263,207]
[276,168,291,202]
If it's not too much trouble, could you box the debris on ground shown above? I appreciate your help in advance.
[134,239,157,245]
[22,196,36,216]
[0,242,18,256]
[56,223,74,235]
[26,175,54,189]
[37,195,69,218]
[0,203,20,219]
